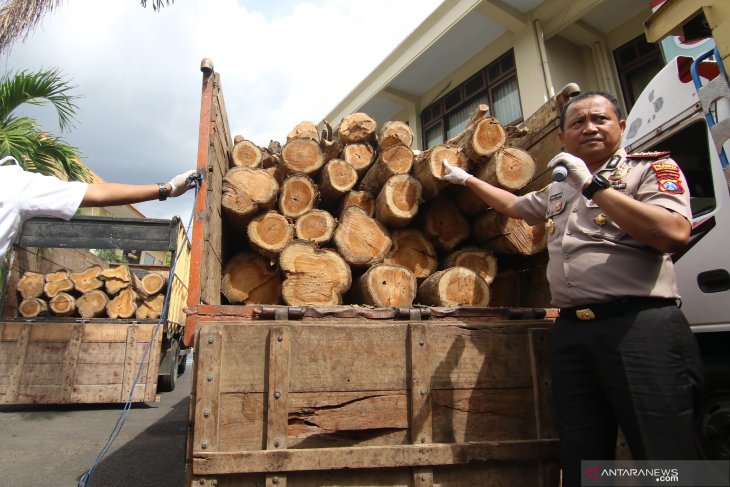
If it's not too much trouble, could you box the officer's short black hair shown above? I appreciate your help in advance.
[559,90,624,131]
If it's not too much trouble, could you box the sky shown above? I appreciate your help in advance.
[3,0,443,223]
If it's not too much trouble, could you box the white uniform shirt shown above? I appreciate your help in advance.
[0,161,88,262]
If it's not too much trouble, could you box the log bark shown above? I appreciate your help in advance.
[76,290,109,319]
[334,206,392,267]
[44,270,74,298]
[262,140,283,168]
[374,174,422,228]
[281,137,325,175]
[377,120,413,151]
[106,287,140,319]
[319,120,343,163]
[341,142,375,175]
[279,174,319,219]
[452,186,488,216]
[17,271,44,300]
[19,297,48,318]
[247,210,294,259]
[287,121,320,142]
[100,265,133,296]
[338,112,376,145]
[383,228,438,280]
[444,248,498,285]
[231,138,263,168]
[422,196,470,251]
[222,166,279,228]
[360,145,414,194]
[49,292,76,317]
[339,190,375,218]
[450,115,506,163]
[70,265,104,294]
[416,267,490,307]
[318,158,357,203]
[140,272,167,296]
[221,252,281,305]
[412,144,469,199]
[475,147,535,192]
[136,294,166,320]
[264,164,287,185]
[489,269,521,307]
[473,210,547,255]
[295,209,336,245]
[280,241,352,306]
[355,264,417,307]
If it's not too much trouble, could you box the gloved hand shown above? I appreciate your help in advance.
[547,152,592,190]
[442,160,472,186]
[168,170,198,197]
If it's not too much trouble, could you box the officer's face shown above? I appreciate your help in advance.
[559,95,625,169]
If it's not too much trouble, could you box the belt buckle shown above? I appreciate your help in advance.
[575,308,596,320]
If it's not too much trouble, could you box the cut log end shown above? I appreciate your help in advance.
[279,175,319,219]
[416,267,490,307]
[334,207,392,267]
[248,210,294,258]
[280,241,352,306]
[383,229,438,279]
[295,209,336,245]
[356,264,417,307]
[221,252,281,305]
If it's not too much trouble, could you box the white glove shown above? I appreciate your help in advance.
[547,152,592,190]
[442,160,472,186]
[168,170,198,197]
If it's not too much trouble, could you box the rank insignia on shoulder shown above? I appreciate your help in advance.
[626,151,671,159]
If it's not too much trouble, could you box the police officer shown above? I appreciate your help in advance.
[443,90,702,486]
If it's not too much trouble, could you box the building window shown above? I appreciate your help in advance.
[421,50,522,149]
[614,35,664,112]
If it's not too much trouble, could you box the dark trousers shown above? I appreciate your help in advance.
[552,303,703,487]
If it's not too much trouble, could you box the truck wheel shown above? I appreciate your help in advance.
[157,340,179,393]
[177,351,188,375]
[696,391,730,460]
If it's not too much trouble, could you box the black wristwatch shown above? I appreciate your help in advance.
[582,174,610,199]
[158,183,170,201]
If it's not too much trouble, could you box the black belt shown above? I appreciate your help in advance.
[559,297,679,321]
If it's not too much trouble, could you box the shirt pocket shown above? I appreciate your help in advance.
[583,199,625,242]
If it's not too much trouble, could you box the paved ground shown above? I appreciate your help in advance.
[0,356,193,487]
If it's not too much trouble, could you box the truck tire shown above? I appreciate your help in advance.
[696,356,730,460]
[177,350,188,375]
[157,340,179,393]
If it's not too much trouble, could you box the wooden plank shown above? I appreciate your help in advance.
[192,439,560,475]
[408,322,433,487]
[194,324,223,453]
[121,325,139,401]
[0,322,156,343]
[144,326,162,401]
[266,326,291,487]
[60,324,83,402]
[1,324,31,403]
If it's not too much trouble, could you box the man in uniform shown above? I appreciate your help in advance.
[443,90,703,486]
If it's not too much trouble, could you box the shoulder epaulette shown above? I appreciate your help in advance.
[626,150,671,159]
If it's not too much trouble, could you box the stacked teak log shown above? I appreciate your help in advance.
[15,265,169,319]
[221,107,545,307]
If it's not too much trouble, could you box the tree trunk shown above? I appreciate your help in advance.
[76,290,109,319]
[17,271,44,300]
[281,137,325,175]
[451,186,488,216]
[412,144,469,199]
[443,248,498,285]
[135,294,166,320]
[374,174,422,228]
[339,190,375,218]
[319,121,343,163]
[377,120,413,151]
[334,206,392,267]
[70,265,104,294]
[421,195,470,251]
[451,115,506,163]
[280,241,352,306]
[318,158,357,203]
[264,164,287,185]
[222,166,279,228]
[278,174,319,219]
[100,265,133,296]
[473,210,547,255]
[287,120,320,142]
[44,270,74,298]
[221,252,281,305]
[338,112,377,145]
[49,292,76,317]
[106,287,140,319]
[475,147,536,192]
[262,140,283,168]
[232,138,263,168]
[140,272,167,296]
[18,297,48,318]
[247,210,294,259]
[360,145,414,194]
[295,209,336,245]
[341,142,375,175]
[355,264,417,307]
[416,267,490,306]
[383,228,438,280]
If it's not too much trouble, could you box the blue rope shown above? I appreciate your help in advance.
[78,175,201,486]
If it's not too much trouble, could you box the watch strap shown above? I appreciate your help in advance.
[158,183,170,201]
[582,174,609,199]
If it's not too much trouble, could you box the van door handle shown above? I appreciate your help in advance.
[697,269,730,293]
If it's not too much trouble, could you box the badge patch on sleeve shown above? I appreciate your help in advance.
[651,162,684,194]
